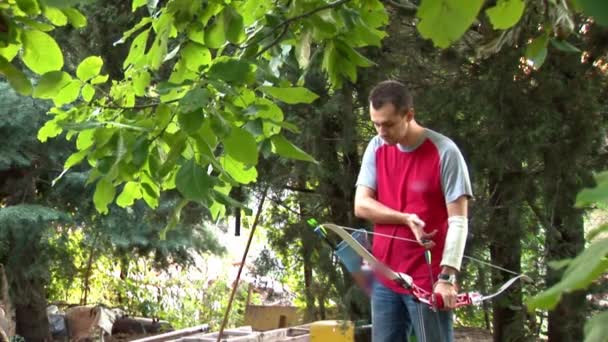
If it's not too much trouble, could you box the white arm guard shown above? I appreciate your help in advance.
[440,216,468,271]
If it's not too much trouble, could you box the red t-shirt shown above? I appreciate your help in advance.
[356,129,472,294]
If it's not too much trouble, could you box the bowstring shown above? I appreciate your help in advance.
[337,225,522,277]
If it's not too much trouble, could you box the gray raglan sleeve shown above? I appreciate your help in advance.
[356,138,377,190]
[440,143,473,203]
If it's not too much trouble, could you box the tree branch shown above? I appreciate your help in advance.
[248,0,353,56]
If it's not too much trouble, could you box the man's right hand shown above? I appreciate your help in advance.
[404,213,436,249]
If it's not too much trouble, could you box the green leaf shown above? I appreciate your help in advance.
[208,57,256,84]
[179,111,205,134]
[417,0,485,48]
[576,171,608,207]
[81,83,95,102]
[486,0,525,30]
[223,6,245,44]
[21,29,64,74]
[271,134,317,163]
[76,129,95,150]
[584,311,608,342]
[179,87,209,112]
[122,29,150,69]
[63,149,88,169]
[181,42,211,71]
[205,11,226,49]
[16,0,41,16]
[33,70,71,99]
[0,56,33,96]
[38,119,62,142]
[76,56,103,82]
[551,38,581,53]
[43,6,68,26]
[93,177,115,214]
[175,159,215,203]
[220,155,257,184]
[147,12,173,70]
[295,30,312,69]
[90,74,109,85]
[132,70,151,96]
[54,79,82,106]
[260,86,319,104]
[62,8,87,28]
[0,44,21,62]
[117,182,143,207]
[576,0,608,27]
[525,34,549,69]
[132,0,146,11]
[223,126,258,165]
[526,238,608,310]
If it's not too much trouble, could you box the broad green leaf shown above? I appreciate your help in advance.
[16,0,41,15]
[21,29,64,74]
[220,155,257,184]
[295,30,312,69]
[575,0,608,26]
[179,111,205,134]
[147,12,173,70]
[33,71,71,99]
[223,6,245,44]
[175,159,215,203]
[271,135,317,163]
[223,126,258,165]
[208,57,256,84]
[43,6,68,26]
[132,0,146,11]
[0,56,33,96]
[76,129,95,150]
[527,238,608,310]
[486,0,525,30]
[93,177,115,214]
[81,83,95,102]
[417,0,484,48]
[179,87,209,112]
[90,74,108,85]
[576,171,608,207]
[551,38,581,53]
[132,137,149,169]
[63,149,88,169]
[54,79,82,106]
[260,86,319,104]
[0,44,21,62]
[117,182,143,207]
[132,70,151,96]
[62,8,87,28]
[181,42,211,71]
[584,311,608,342]
[38,119,61,142]
[205,11,226,48]
[525,34,549,69]
[76,56,103,82]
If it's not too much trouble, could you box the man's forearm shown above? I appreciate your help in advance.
[354,196,409,225]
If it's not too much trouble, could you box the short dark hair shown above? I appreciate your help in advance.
[368,80,413,115]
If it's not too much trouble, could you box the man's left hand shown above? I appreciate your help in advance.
[434,281,458,310]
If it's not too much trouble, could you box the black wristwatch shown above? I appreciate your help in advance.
[437,273,457,285]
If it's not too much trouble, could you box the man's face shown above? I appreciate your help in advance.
[369,103,409,145]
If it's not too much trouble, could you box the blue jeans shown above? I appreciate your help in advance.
[372,280,453,342]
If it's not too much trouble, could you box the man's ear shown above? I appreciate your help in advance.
[405,109,415,122]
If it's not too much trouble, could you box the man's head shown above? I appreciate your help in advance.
[368,80,414,145]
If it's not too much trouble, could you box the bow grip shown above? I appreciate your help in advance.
[431,292,475,309]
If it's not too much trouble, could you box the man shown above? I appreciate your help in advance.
[354,80,472,342]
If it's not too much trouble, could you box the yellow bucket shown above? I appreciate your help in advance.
[309,320,354,342]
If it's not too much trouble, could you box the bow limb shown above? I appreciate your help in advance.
[476,274,533,303]
[320,223,414,289]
